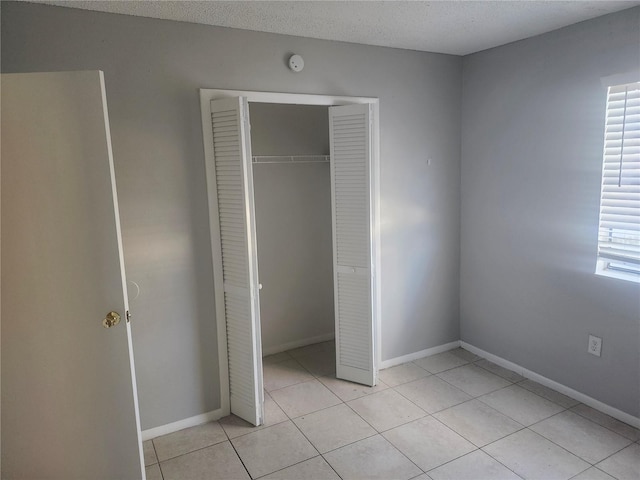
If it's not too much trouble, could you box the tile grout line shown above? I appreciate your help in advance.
[566,465,592,480]
[253,454,344,480]
[338,352,520,475]
[153,418,249,471]
[393,367,541,479]
[372,434,427,478]
[472,386,568,427]
[220,415,289,440]
[319,430,381,456]
[170,344,634,479]
[227,434,257,479]
[525,408,635,466]
[257,407,634,480]
[219,412,259,479]
[517,381,581,410]
[339,393,428,476]
[285,416,342,479]
[372,357,527,478]
[421,437,525,480]
[346,392,429,435]
[280,384,415,456]
[226,417,319,479]
[403,353,532,478]
[432,366,516,398]
[405,363,536,440]
[269,381,342,421]
[591,462,628,479]
[150,440,165,479]
[149,438,159,465]
[568,405,640,442]
[430,407,527,447]
[260,349,348,478]
[222,370,388,441]
[409,357,470,376]
[390,377,471,415]
[312,362,527,476]
[154,438,231,466]
[263,356,316,393]
[576,433,635,470]
[477,425,582,479]
[252,388,393,478]
[475,379,572,410]
[385,414,483,477]
[479,424,610,473]
[317,388,427,477]
[268,358,345,479]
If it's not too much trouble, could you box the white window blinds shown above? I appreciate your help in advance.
[597,81,640,271]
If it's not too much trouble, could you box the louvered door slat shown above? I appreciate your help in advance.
[330,104,375,386]
[336,273,371,371]
[210,97,263,426]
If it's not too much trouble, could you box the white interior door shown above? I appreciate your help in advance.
[329,103,377,386]
[1,71,144,478]
[207,97,264,426]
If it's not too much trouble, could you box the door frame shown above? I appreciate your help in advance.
[199,89,381,417]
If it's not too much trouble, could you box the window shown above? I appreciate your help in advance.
[596,81,640,282]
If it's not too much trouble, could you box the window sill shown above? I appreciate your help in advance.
[595,261,640,284]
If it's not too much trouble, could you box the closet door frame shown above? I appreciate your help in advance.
[200,89,381,418]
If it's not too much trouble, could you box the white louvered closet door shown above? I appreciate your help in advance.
[329,104,376,386]
[210,97,264,426]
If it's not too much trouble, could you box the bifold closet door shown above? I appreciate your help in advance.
[329,103,376,386]
[209,97,264,426]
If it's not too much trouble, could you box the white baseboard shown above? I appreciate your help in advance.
[262,332,335,357]
[460,341,640,429]
[143,339,638,443]
[141,408,227,441]
[380,341,460,369]
[459,342,525,376]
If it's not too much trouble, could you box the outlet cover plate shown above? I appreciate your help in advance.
[588,335,602,357]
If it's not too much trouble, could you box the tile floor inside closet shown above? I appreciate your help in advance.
[144,343,639,480]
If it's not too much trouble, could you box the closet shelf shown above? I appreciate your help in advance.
[252,155,330,164]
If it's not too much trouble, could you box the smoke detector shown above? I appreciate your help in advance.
[288,54,304,72]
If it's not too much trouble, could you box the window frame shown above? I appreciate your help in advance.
[595,78,640,283]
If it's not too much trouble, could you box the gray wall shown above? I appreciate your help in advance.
[250,104,334,353]
[1,2,462,429]
[250,103,330,156]
[461,8,640,416]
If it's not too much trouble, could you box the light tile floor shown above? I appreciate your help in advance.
[144,343,640,480]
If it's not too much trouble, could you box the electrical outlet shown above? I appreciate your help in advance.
[588,335,602,357]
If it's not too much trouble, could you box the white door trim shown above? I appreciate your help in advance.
[101,71,146,477]
[199,88,381,417]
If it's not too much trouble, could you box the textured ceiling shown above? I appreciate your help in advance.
[26,1,640,55]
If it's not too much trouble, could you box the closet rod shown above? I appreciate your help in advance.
[252,155,330,164]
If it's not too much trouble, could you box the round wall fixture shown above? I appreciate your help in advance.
[288,54,304,72]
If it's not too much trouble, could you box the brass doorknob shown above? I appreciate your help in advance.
[102,311,121,328]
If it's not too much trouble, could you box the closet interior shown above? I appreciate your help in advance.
[249,103,336,358]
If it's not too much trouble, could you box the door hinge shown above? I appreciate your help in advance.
[126,310,132,323]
